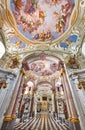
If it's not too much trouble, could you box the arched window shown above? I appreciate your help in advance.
[82,42,85,56]
[0,41,5,58]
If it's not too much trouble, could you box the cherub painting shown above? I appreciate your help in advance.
[10,0,75,42]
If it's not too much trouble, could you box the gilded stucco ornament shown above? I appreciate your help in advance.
[77,81,85,90]
[5,56,20,69]
[65,55,80,69]
[0,78,7,89]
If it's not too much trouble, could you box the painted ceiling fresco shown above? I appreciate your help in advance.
[10,0,75,42]
[29,59,60,76]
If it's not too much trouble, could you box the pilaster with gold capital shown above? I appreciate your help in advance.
[4,72,23,121]
[63,70,79,123]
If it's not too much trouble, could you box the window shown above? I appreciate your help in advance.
[82,42,85,56]
[0,41,5,58]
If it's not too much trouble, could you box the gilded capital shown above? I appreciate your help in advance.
[11,114,16,119]
[4,116,12,121]
[71,118,79,123]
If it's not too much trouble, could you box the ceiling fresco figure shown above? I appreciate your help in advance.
[13,0,24,11]
[10,0,75,42]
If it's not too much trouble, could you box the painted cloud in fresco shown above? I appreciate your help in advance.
[10,0,75,42]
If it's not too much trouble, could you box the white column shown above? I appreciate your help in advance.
[61,72,72,120]
[70,76,85,130]
[34,93,37,116]
[61,69,79,123]
[35,103,37,116]
[52,91,55,113]
[4,71,22,121]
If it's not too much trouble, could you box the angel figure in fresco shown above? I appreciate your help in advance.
[52,0,59,5]
[39,11,46,20]
[31,63,41,72]
[31,63,37,71]
[38,62,45,69]
[33,30,53,41]
[50,63,58,72]
[24,0,32,13]
[61,0,74,25]
[31,0,39,8]
[61,0,74,14]
[56,21,63,34]
[54,11,59,18]
[24,0,39,14]
[41,70,52,76]
[56,14,68,33]
[55,0,74,34]
[13,0,24,11]
[45,0,60,5]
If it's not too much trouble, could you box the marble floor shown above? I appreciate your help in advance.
[14,113,70,130]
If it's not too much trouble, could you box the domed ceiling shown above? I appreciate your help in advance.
[0,0,85,59]
[9,0,75,43]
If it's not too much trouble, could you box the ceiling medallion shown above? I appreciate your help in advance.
[6,0,78,44]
